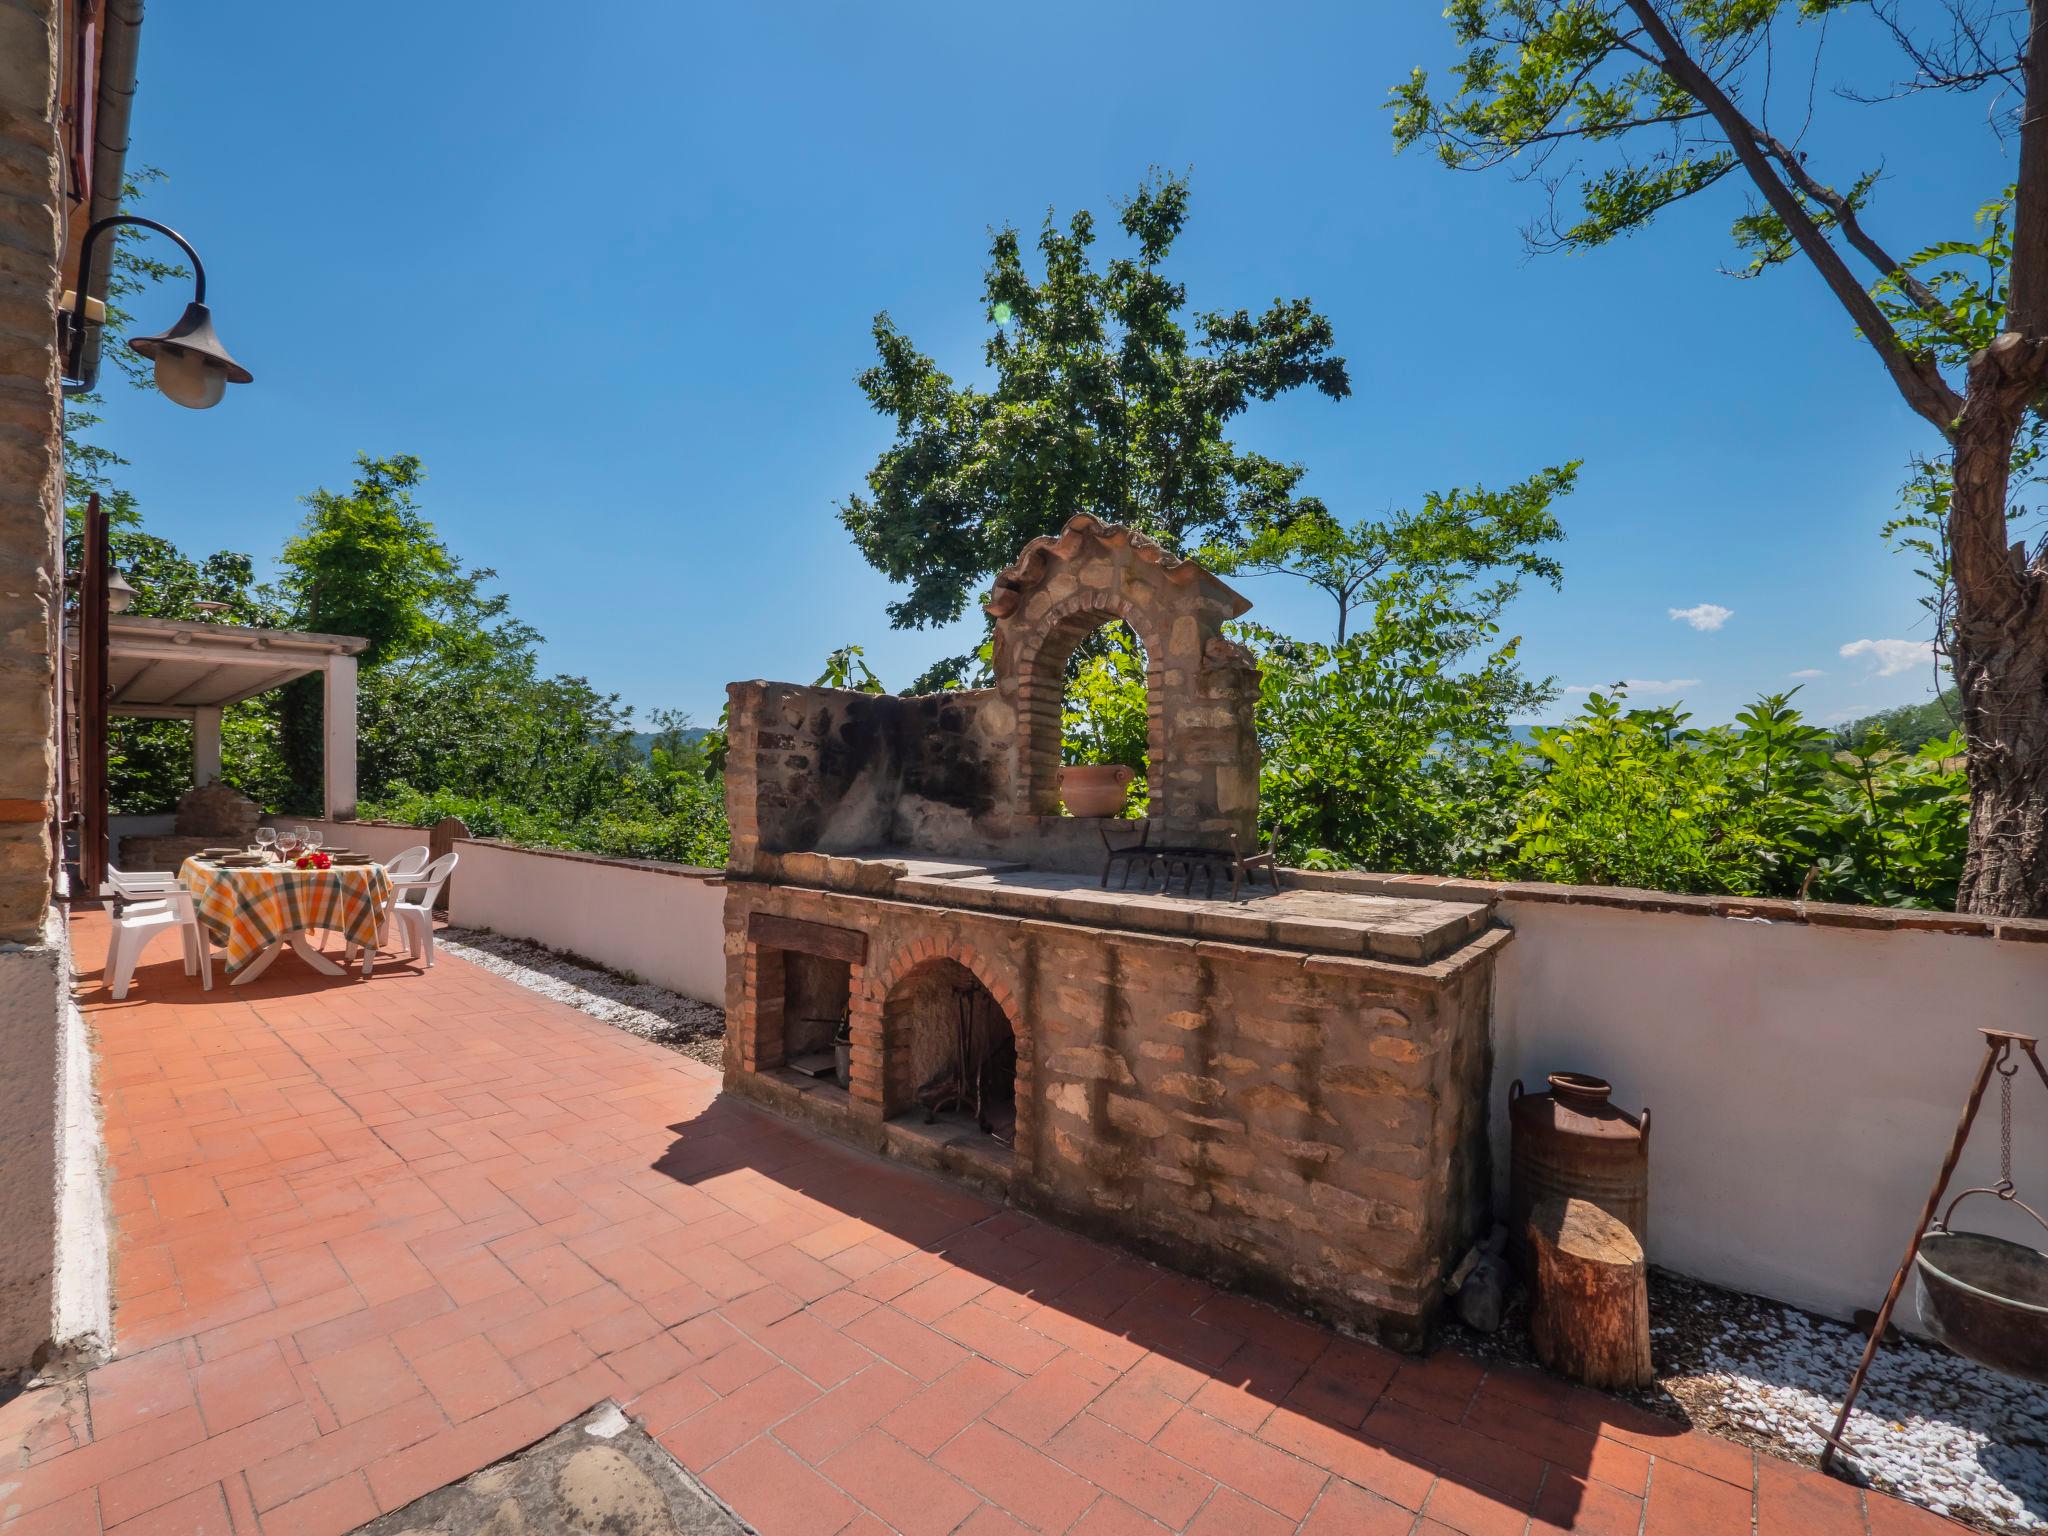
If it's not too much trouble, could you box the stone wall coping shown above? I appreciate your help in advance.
[362,828,726,884]
[1283,868,2048,945]
[733,878,1513,989]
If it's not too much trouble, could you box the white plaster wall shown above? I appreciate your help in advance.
[445,840,726,1006]
[1491,899,2048,1324]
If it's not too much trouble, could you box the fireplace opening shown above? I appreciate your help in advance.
[780,949,851,1086]
[883,959,1017,1146]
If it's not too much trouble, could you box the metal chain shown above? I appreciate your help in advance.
[2001,1062,2016,1190]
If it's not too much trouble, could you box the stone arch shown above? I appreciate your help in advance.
[988,514,1259,842]
[1010,592,1168,820]
[850,937,1033,1168]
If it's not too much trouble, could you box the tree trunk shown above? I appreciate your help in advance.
[1951,337,2048,917]
[1526,1195,1654,1390]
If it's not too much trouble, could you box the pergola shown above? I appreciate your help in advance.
[90,615,367,817]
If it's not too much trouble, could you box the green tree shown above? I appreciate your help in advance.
[1206,465,1576,642]
[841,171,1351,660]
[1251,568,1554,874]
[1394,2,2048,916]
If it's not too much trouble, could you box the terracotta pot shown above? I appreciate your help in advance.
[1059,763,1134,818]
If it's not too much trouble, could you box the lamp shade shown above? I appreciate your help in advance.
[129,301,252,410]
[106,571,136,614]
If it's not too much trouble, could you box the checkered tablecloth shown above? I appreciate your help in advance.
[179,858,393,975]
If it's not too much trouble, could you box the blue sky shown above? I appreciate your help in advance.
[94,3,2008,729]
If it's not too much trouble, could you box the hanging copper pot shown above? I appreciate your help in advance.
[1509,1072,1650,1274]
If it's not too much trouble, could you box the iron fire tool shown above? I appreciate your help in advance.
[1821,1029,2048,1473]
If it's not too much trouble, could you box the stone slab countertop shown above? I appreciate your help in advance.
[883,862,1494,964]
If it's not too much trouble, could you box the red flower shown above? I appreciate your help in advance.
[294,852,333,871]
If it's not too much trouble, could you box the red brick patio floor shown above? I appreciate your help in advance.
[0,908,1964,1536]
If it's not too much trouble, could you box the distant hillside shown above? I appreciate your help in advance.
[1830,692,1961,752]
[628,727,713,756]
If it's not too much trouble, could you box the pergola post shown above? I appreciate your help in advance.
[192,705,223,786]
[323,654,357,822]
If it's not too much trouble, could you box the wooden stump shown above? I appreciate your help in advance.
[1527,1194,1654,1390]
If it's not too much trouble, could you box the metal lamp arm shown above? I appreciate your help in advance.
[62,214,207,390]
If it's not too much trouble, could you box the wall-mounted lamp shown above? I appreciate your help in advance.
[106,571,136,614]
[60,215,252,409]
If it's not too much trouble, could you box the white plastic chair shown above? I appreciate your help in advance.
[383,844,432,889]
[353,850,457,968]
[101,866,178,899]
[104,867,212,999]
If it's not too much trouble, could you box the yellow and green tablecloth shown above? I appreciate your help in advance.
[179,858,393,974]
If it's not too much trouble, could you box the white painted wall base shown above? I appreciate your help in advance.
[52,917,108,1360]
[445,840,725,1005]
[1492,898,2048,1326]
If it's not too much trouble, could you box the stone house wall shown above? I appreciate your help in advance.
[0,0,67,1375]
[723,878,1503,1344]
[0,0,63,941]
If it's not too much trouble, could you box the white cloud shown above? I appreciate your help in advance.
[1839,638,1933,678]
[1562,677,1701,696]
[1669,603,1733,633]
[1789,668,1826,679]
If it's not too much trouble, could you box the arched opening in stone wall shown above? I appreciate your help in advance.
[1024,608,1164,819]
[882,958,1019,1149]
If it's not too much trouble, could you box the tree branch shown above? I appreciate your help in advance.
[1620,0,1965,435]
[1750,130,1952,320]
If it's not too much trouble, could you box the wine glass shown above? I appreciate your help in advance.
[290,824,310,856]
[255,827,277,861]
[304,828,324,856]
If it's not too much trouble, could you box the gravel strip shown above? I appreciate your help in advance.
[437,926,726,1069]
[1449,1270,2047,1533]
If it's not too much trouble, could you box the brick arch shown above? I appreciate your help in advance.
[848,937,1034,1168]
[987,515,1258,842]
[1010,592,1168,819]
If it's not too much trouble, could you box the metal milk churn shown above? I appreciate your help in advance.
[1508,1072,1650,1272]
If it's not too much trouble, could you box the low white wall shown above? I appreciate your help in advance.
[445,839,725,1006]
[1492,897,2048,1324]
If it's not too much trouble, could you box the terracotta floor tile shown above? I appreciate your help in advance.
[1645,1459,1754,1535]
[301,1338,421,1426]
[1297,1477,1419,1536]
[773,1364,922,1464]
[190,1341,305,1435]
[1185,1486,1295,1536]
[658,1364,819,1471]
[87,1343,198,1436]
[1046,1412,1215,1528]
[1255,1408,1437,1512]
[1757,1451,1868,1536]
[821,1429,981,1536]
[102,1481,233,1536]
[55,915,1964,1536]
[700,1436,861,1536]
[255,1468,379,1536]
[409,1333,524,1424]
[1422,1476,1536,1536]
[932,1420,1100,1534]
[879,1356,1024,1456]
[983,1352,1113,1446]
[842,1304,971,1383]
[1153,1406,1328,1521]
[1532,1470,1646,1536]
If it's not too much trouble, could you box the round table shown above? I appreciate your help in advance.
[178,857,394,984]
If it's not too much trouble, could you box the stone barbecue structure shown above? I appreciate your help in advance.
[119,780,261,872]
[721,515,1509,1343]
